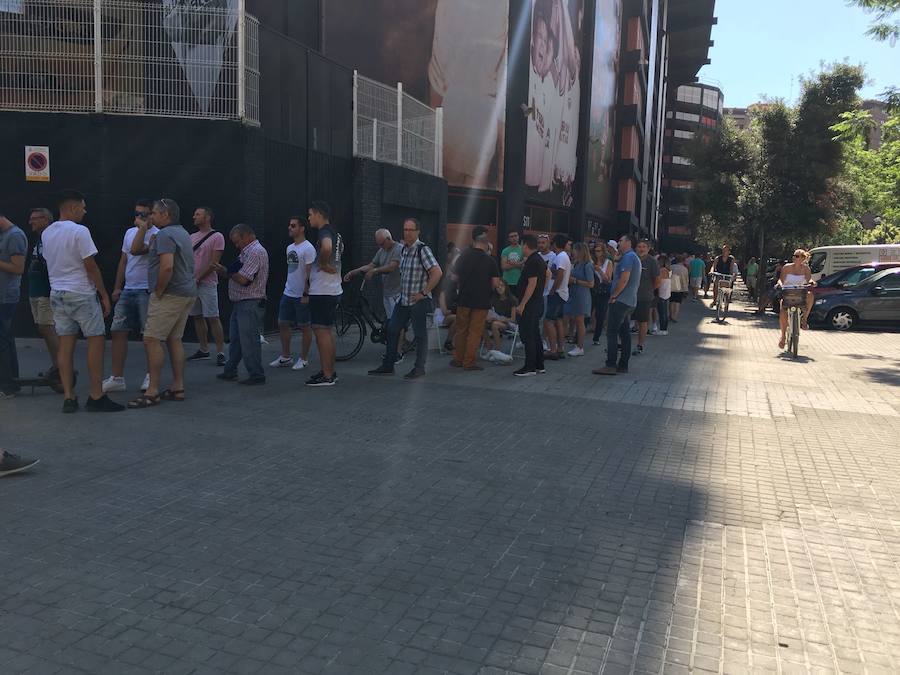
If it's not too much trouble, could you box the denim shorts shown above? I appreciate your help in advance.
[544,293,565,321]
[50,290,105,337]
[278,294,311,326]
[110,289,150,333]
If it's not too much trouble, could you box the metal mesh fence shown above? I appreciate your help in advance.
[0,0,258,123]
[353,72,441,177]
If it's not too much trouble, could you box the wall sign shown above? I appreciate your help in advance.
[25,146,50,182]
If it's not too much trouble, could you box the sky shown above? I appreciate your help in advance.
[700,0,898,108]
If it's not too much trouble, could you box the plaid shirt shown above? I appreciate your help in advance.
[228,239,269,301]
[399,240,439,306]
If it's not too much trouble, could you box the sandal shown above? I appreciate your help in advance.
[160,389,186,402]
[128,394,161,409]
[778,337,786,349]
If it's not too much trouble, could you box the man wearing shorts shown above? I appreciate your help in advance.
[306,201,343,387]
[689,253,705,300]
[271,215,316,371]
[216,224,269,386]
[26,208,58,377]
[187,207,226,365]
[128,198,197,407]
[103,199,157,394]
[543,234,571,361]
[0,212,27,400]
[42,190,124,412]
[632,239,659,356]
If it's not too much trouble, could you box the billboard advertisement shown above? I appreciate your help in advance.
[524,0,585,208]
[585,0,622,214]
[324,0,508,191]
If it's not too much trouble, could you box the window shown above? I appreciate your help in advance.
[675,111,700,123]
[670,180,694,190]
[671,156,692,165]
[702,89,720,110]
[701,116,717,128]
[677,86,701,104]
[809,252,826,274]
[669,205,690,213]
[674,129,694,140]
[841,268,877,286]
[878,271,900,289]
[666,111,674,119]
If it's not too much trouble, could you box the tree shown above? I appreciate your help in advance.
[848,0,900,43]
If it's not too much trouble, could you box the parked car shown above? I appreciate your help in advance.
[808,244,900,281]
[810,268,900,330]
[812,262,900,297]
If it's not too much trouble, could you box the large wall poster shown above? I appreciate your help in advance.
[325,0,508,191]
[585,0,622,214]
[524,0,585,207]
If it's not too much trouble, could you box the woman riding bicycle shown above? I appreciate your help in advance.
[777,248,815,348]
[710,245,738,308]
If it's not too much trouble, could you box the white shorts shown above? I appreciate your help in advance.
[189,283,219,318]
[690,277,702,289]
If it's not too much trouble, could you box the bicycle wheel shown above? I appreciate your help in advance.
[334,307,365,361]
[790,310,800,358]
[716,293,724,322]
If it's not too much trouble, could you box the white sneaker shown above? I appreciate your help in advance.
[292,358,309,371]
[270,356,293,368]
[260,334,269,345]
[101,376,126,393]
[542,339,549,351]
[141,373,150,392]
[567,347,585,357]
[658,330,668,336]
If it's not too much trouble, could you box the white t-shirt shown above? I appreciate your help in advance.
[552,250,572,301]
[121,225,159,291]
[540,250,557,296]
[556,73,580,183]
[525,72,562,191]
[42,220,99,294]
[283,240,316,298]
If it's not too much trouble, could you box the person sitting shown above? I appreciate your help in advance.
[485,279,518,351]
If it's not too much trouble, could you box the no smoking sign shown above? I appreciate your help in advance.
[25,145,50,182]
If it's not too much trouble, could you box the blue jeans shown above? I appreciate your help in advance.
[605,301,634,369]
[0,302,19,393]
[110,289,150,333]
[224,299,265,378]
[382,299,431,371]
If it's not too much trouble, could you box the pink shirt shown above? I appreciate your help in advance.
[190,230,225,286]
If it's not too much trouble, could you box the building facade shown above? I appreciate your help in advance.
[658,81,724,250]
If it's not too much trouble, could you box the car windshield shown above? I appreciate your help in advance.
[840,267,877,286]
[809,251,826,274]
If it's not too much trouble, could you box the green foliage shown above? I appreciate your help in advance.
[847,0,900,43]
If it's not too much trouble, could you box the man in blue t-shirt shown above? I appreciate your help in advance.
[593,233,642,376]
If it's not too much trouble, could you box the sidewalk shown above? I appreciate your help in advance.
[1,296,899,674]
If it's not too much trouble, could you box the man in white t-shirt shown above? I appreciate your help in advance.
[543,234,571,359]
[305,201,344,387]
[42,190,124,413]
[270,215,317,371]
[102,199,158,394]
[428,0,508,188]
[525,2,556,189]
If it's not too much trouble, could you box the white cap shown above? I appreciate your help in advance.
[607,239,619,251]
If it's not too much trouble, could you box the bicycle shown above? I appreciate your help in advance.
[710,272,734,322]
[781,286,809,359]
[334,280,388,362]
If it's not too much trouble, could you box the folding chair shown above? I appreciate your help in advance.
[479,322,520,360]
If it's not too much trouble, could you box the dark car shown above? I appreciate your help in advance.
[813,262,900,297]
[810,268,900,330]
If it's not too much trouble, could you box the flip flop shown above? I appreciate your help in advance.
[128,394,161,409]
[160,389,186,402]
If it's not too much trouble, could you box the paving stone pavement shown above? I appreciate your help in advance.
[1,296,899,674]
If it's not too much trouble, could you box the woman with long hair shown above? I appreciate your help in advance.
[656,254,672,335]
[564,242,595,356]
[591,240,614,344]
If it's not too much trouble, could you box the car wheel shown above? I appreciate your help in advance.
[826,307,857,331]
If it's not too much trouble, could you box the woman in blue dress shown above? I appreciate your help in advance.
[564,242,595,356]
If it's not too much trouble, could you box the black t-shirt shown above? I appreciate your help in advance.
[455,247,500,309]
[714,255,735,275]
[517,252,547,309]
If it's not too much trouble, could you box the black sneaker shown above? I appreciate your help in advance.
[85,394,126,413]
[187,349,210,361]
[536,367,547,374]
[306,372,337,387]
[368,365,394,376]
[216,353,227,367]
[217,372,238,382]
[513,367,536,377]
[62,397,79,413]
[238,376,266,386]
[0,451,39,477]
[403,368,425,380]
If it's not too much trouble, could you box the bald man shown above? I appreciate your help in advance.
[344,228,402,320]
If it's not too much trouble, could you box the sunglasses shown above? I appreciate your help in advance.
[134,212,149,219]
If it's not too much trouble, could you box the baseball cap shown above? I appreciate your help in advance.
[607,239,618,250]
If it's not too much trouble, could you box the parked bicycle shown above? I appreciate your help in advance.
[710,272,734,322]
[334,280,388,362]
[781,286,809,358]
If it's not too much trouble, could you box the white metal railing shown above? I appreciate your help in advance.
[0,0,259,124]
[353,70,443,178]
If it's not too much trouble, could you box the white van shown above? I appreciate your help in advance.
[808,245,900,281]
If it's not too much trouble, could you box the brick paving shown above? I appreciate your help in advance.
[1,296,899,674]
